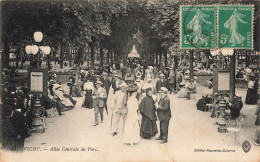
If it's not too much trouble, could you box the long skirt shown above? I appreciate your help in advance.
[83,90,93,108]
[140,116,158,139]
[245,88,257,105]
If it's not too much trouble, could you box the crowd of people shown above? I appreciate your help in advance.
[1,60,259,152]
[1,71,77,152]
[72,63,173,146]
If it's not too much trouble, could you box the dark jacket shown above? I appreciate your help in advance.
[41,94,55,109]
[156,80,167,93]
[157,95,171,121]
[139,95,157,121]
[9,111,28,138]
[102,78,111,94]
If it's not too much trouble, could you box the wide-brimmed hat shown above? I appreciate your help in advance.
[119,82,128,88]
[159,73,165,77]
[112,70,117,74]
[102,72,107,75]
[159,87,168,93]
[127,84,139,92]
[95,80,103,85]
[219,100,226,107]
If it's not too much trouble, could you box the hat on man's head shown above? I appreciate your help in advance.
[112,70,117,74]
[159,73,165,77]
[102,72,107,75]
[127,84,139,92]
[119,82,128,88]
[219,99,226,107]
[95,80,103,85]
[159,87,168,93]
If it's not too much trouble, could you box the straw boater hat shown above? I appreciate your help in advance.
[102,72,107,76]
[95,80,103,85]
[159,87,168,93]
[119,82,128,88]
[127,84,139,92]
[159,73,165,77]
[219,100,226,107]
[112,70,117,74]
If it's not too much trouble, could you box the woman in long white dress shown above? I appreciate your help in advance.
[123,85,140,146]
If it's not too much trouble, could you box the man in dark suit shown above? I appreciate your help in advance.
[156,74,167,94]
[155,87,171,144]
[101,72,111,95]
[4,105,29,152]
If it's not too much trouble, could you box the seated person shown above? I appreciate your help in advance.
[229,95,243,119]
[185,79,196,100]
[41,93,64,116]
[53,84,75,110]
[210,95,229,118]
[177,85,186,98]
[196,82,213,111]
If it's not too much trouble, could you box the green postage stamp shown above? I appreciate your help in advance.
[180,6,216,49]
[218,5,254,49]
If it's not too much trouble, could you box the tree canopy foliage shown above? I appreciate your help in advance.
[1,0,259,67]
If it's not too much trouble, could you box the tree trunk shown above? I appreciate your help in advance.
[230,50,236,101]
[3,43,10,68]
[159,52,162,69]
[189,50,194,80]
[107,49,110,65]
[100,47,104,66]
[60,45,64,69]
[111,51,114,66]
[245,50,249,68]
[164,52,167,67]
[206,51,209,70]
[90,44,95,67]
[156,53,158,66]
[21,51,24,69]
[69,45,72,67]
[20,47,24,69]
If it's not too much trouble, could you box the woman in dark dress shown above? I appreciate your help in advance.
[245,77,258,105]
[82,78,94,109]
[139,88,158,139]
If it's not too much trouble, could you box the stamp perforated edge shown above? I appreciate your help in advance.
[179,5,217,50]
[179,4,255,51]
[217,4,254,50]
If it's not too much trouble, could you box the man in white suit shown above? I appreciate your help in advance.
[111,82,128,136]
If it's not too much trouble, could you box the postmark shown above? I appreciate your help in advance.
[180,5,217,49]
[218,5,254,49]
[242,140,251,153]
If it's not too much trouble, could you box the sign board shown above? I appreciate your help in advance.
[213,69,231,95]
[29,69,48,94]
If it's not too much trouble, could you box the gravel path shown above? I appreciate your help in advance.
[2,84,260,162]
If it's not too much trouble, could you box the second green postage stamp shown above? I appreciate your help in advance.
[218,5,254,49]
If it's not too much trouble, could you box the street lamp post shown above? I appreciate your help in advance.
[25,31,51,133]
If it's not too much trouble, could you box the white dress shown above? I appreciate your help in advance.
[123,96,140,144]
